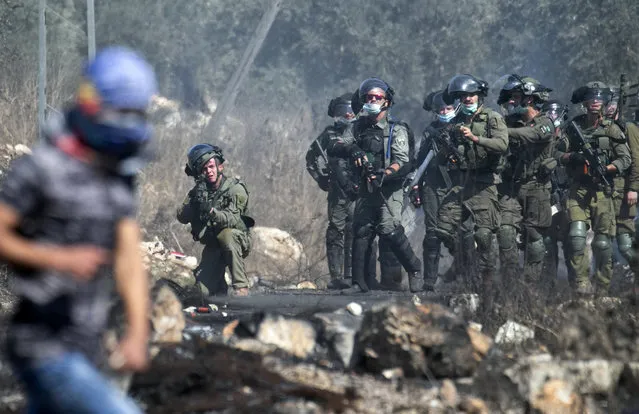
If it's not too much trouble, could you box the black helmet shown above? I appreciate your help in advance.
[497,74,552,105]
[542,100,568,127]
[186,143,224,176]
[327,93,354,117]
[357,77,395,105]
[570,81,613,104]
[423,89,447,112]
[443,74,489,104]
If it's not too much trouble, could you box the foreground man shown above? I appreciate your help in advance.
[178,144,253,297]
[436,74,508,308]
[330,78,423,293]
[0,47,155,413]
[559,81,631,294]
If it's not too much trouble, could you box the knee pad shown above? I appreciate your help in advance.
[497,225,517,251]
[592,233,612,263]
[474,228,493,251]
[526,237,546,263]
[568,221,588,256]
[617,232,635,262]
[543,235,554,249]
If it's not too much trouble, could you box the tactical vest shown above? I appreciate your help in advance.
[457,108,503,173]
[189,177,252,244]
[354,120,387,171]
[578,118,620,168]
[353,118,414,171]
[570,115,625,188]
[509,114,556,182]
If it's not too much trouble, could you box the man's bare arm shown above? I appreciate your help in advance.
[113,218,149,371]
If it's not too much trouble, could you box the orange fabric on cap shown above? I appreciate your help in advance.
[76,81,102,116]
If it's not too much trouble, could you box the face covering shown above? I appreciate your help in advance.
[362,103,383,116]
[335,116,355,125]
[505,103,528,116]
[460,103,478,115]
[438,111,456,123]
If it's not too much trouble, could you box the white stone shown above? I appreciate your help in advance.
[495,320,535,344]
[346,302,363,316]
[449,294,480,315]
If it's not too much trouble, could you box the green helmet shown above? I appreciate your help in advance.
[186,143,224,176]
[497,74,552,105]
[570,81,613,104]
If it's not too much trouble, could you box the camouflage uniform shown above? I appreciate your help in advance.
[613,122,639,268]
[177,176,252,295]
[330,114,421,292]
[500,113,556,283]
[417,121,475,286]
[544,140,573,286]
[559,115,631,292]
[435,107,508,295]
[310,123,358,284]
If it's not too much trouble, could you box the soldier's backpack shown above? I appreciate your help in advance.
[305,127,334,191]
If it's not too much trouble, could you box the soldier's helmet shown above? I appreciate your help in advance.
[423,90,447,112]
[571,81,613,104]
[187,144,225,175]
[496,74,552,106]
[357,78,395,104]
[75,46,157,160]
[605,87,620,118]
[443,74,489,104]
[327,93,354,118]
[542,100,569,127]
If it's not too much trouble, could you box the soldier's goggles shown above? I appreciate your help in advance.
[365,93,386,102]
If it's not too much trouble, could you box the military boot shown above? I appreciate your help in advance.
[340,237,371,295]
[379,238,405,291]
[382,227,423,293]
[422,235,441,291]
[326,243,349,289]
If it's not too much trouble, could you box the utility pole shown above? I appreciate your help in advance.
[38,0,47,141]
[87,0,95,59]
[204,0,281,140]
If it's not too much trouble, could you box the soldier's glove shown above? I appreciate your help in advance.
[408,185,422,207]
[350,146,366,164]
[568,152,587,166]
[368,170,385,189]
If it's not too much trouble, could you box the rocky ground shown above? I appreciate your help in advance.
[0,144,639,413]
[2,283,639,413]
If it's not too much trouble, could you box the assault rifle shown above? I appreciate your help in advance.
[569,120,612,189]
[619,74,626,123]
[431,124,465,189]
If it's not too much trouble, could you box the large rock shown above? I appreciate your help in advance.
[356,301,481,378]
[140,239,199,290]
[504,354,625,398]
[313,307,364,368]
[245,226,309,285]
[230,313,317,359]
